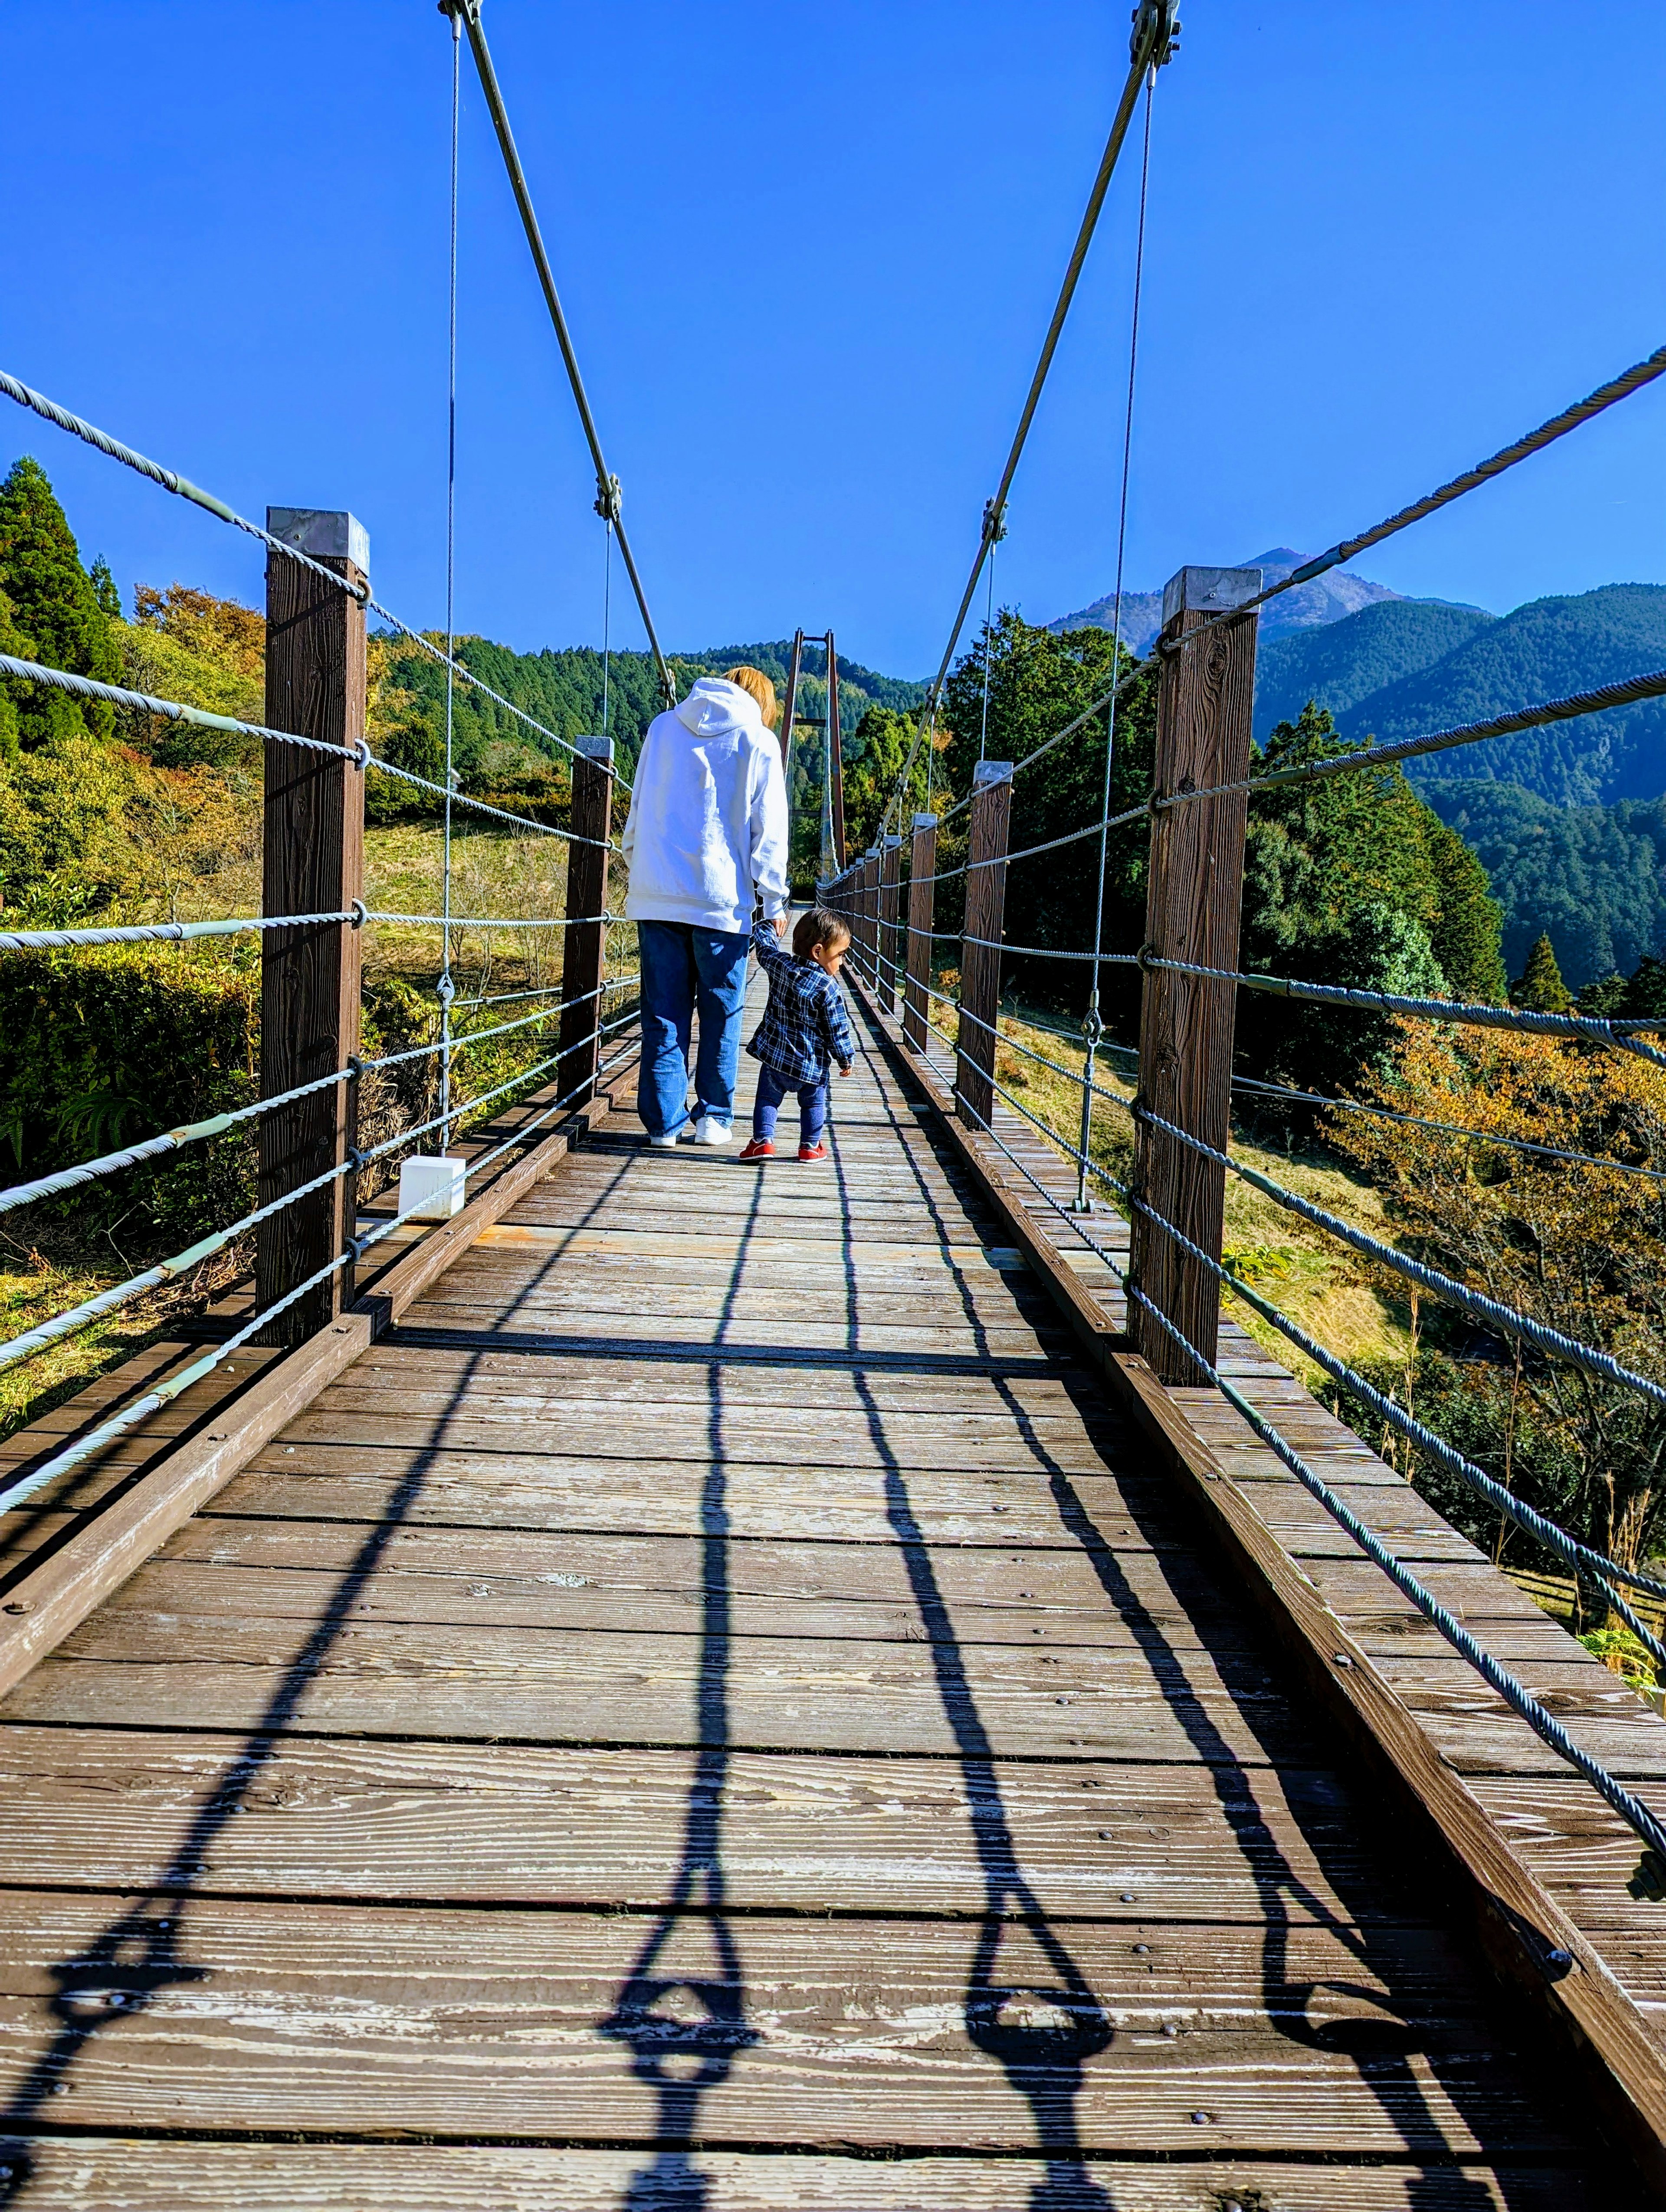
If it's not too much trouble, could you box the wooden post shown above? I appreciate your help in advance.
[777,630,803,773]
[877,834,902,1013]
[858,849,879,986]
[1131,564,1261,1386]
[956,760,1013,1132]
[903,811,937,1054]
[825,630,847,874]
[257,508,368,1345]
[557,733,614,1109]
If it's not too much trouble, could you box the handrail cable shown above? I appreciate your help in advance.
[930,984,1666,1188]
[1163,339,1666,649]
[1092,662,1666,838]
[0,1028,643,1517]
[1132,1100,1666,1407]
[878,0,1179,838]
[956,1037,1666,1624]
[946,1069,1666,1862]
[1,912,354,955]
[444,0,675,711]
[0,367,633,789]
[0,970,640,1219]
[1231,1072,1666,1186]
[0,1002,643,1378]
[0,650,620,847]
[1142,953,1666,1068]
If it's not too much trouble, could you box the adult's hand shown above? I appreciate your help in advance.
[771,913,787,939]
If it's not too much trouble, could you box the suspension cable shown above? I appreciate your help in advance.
[444,0,675,710]
[438,6,463,1155]
[880,0,1179,837]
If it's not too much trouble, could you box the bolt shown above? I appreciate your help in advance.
[1098,1829,1112,1839]
[1120,1892,1136,1903]
[1133,1943,1150,1954]
[3,1600,33,1616]
[1333,1652,1354,1669]
[1190,2110,1209,2125]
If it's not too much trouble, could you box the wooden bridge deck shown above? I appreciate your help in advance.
[0,962,1662,2202]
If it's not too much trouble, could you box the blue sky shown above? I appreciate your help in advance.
[3,1,1663,675]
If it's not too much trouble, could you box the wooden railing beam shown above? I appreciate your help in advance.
[956,760,1013,1132]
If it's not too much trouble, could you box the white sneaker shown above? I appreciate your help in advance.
[648,1129,683,1149]
[691,1116,732,1146]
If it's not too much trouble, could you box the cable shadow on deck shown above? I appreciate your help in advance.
[596,1135,767,2212]
[0,1140,643,2204]
[826,1104,1113,2212]
[840,1024,1513,2206]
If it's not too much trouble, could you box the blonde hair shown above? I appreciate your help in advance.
[722,664,778,729]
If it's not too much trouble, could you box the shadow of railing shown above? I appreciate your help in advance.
[0,1139,642,2202]
[596,995,770,2209]
[835,1014,1503,2206]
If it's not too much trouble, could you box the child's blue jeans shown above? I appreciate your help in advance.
[753,1063,827,1147]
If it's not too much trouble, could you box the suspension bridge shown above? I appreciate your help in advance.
[3,0,1666,2202]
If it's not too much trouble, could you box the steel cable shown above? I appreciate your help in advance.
[946,1069,1666,1864]
[0,365,632,791]
[0,1027,644,1516]
[879,0,1178,838]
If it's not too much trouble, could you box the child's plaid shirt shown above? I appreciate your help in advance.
[745,919,856,1083]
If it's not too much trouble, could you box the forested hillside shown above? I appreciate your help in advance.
[1260,584,1666,806]
[1421,779,1666,988]
[1254,600,1495,743]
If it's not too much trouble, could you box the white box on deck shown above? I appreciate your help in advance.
[398,1155,467,1221]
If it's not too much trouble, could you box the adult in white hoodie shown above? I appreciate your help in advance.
[622,670,789,1142]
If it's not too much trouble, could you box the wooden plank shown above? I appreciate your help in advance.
[0,1731,1394,1921]
[846,965,1666,2185]
[0,1893,1576,2156]
[0,2141,1603,2211]
[13,1620,1315,1766]
[0,1088,629,1704]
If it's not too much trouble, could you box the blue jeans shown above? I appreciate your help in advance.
[636,920,751,1138]
[753,1062,828,1148]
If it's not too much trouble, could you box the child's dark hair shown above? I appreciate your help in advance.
[792,906,851,960]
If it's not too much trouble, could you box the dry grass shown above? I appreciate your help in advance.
[1,822,640,1450]
[928,991,1408,1386]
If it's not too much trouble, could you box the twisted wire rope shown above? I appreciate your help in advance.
[0,367,634,791]
[940,1061,1666,1862]
[0,1028,643,1517]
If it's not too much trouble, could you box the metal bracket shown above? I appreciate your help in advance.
[1130,0,1180,68]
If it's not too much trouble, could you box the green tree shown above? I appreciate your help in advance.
[0,457,119,746]
[938,612,1155,1029]
[90,555,122,622]
[1512,931,1572,1013]
[841,704,929,857]
[1423,817,1508,1003]
[0,580,25,769]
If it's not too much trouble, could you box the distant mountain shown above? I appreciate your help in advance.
[1255,601,1496,745]
[1282,584,1666,808]
[1421,779,1666,990]
[1051,547,1430,654]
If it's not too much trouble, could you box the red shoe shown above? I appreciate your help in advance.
[798,1141,830,1163]
[738,1137,775,1162]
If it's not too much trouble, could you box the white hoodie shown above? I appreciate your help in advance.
[622,677,789,935]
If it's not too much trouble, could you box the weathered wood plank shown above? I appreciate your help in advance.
[0,1732,1395,1922]
[0,2141,1603,2210]
[0,1893,1574,2155]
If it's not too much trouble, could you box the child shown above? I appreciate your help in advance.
[738,907,856,1162]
